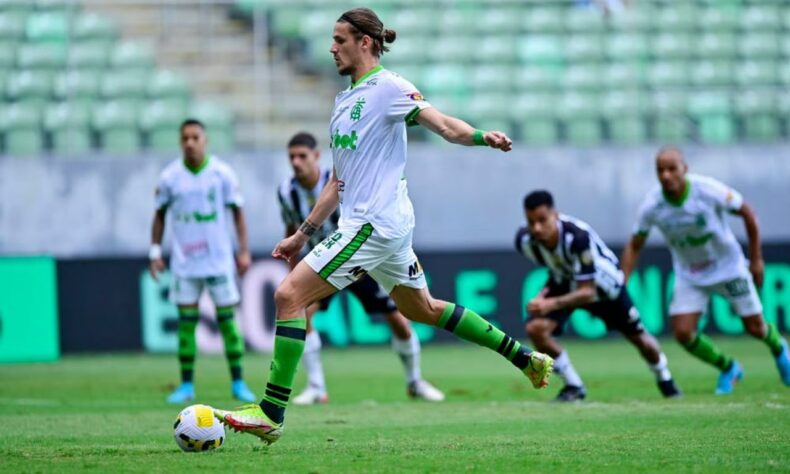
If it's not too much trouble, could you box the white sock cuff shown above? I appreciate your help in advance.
[304,330,322,352]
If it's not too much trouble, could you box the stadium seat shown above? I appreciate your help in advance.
[517,35,563,67]
[734,61,778,87]
[0,11,26,40]
[646,62,688,89]
[651,34,693,60]
[522,7,563,33]
[690,61,734,88]
[386,9,436,36]
[188,101,234,152]
[147,70,191,104]
[688,92,735,144]
[5,69,53,101]
[697,6,740,32]
[16,43,67,69]
[421,64,468,95]
[558,92,602,146]
[468,65,512,92]
[473,36,517,64]
[465,93,510,122]
[92,100,141,154]
[435,7,478,33]
[0,40,16,68]
[0,0,30,14]
[110,41,154,71]
[33,0,80,14]
[68,41,112,69]
[737,33,780,60]
[0,102,43,156]
[601,90,649,145]
[734,89,780,142]
[299,9,336,43]
[475,8,521,34]
[695,33,737,60]
[561,65,602,92]
[780,63,790,87]
[429,36,473,64]
[512,93,558,146]
[565,8,605,34]
[739,6,781,31]
[271,6,303,39]
[651,90,690,142]
[564,35,605,64]
[43,101,92,154]
[101,70,149,100]
[516,66,560,92]
[603,63,645,89]
[384,37,425,66]
[781,36,790,58]
[25,11,69,43]
[139,100,187,152]
[606,33,648,61]
[607,7,652,32]
[656,5,697,31]
[72,13,117,41]
[53,69,100,102]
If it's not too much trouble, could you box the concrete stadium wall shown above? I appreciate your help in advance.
[1,143,789,256]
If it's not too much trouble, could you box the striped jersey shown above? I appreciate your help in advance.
[277,168,340,249]
[515,214,624,300]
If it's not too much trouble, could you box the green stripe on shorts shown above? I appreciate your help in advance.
[318,223,373,280]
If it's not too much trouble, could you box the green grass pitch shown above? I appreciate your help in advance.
[1,338,788,473]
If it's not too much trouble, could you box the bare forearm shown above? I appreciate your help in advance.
[621,237,645,282]
[423,114,477,145]
[301,178,340,232]
[232,207,249,253]
[741,204,762,261]
[548,287,596,311]
[151,210,166,244]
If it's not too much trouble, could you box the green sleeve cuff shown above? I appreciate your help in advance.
[404,106,423,127]
[635,230,649,237]
[472,129,487,146]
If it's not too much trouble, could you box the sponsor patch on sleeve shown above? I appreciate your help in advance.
[580,250,593,266]
[407,92,424,101]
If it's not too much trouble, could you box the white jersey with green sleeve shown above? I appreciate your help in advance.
[329,66,431,239]
[633,173,746,286]
[155,156,243,278]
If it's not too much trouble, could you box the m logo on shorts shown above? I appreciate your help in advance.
[348,266,368,280]
[408,260,423,279]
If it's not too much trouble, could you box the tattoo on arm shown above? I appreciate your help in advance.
[299,219,318,237]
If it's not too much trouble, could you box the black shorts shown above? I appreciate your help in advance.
[318,274,397,314]
[530,279,645,337]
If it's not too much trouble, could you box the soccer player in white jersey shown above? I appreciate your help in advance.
[214,8,553,444]
[622,147,790,394]
[518,191,680,401]
[150,119,256,404]
[278,132,444,404]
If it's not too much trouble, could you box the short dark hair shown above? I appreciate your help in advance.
[288,132,317,149]
[180,118,205,132]
[523,190,554,210]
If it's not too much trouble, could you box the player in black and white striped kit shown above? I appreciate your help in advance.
[516,191,681,401]
[277,132,444,404]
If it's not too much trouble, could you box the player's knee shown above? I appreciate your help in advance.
[742,316,766,338]
[672,326,695,344]
[526,319,550,340]
[274,282,299,315]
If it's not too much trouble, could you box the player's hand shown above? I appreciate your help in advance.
[527,297,554,317]
[236,250,252,276]
[272,234,307,263]
[149,259,165,281]
[750,258,765,288]
[484,131,512,152]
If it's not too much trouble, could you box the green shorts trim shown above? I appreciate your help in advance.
[318,223,374,280]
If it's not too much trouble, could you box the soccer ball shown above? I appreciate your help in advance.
[173,404,225,452]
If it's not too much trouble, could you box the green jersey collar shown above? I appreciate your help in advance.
[351,65,384,89]
[663,178,691,207]
[184,155,210,175]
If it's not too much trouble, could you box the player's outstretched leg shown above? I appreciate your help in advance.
[525,318,585,402]
[216,306,256,403]
[624,332,681,398]
[743,316,790,386]
[673,313,742,395]
[387,311,444,401]
[293,328,329,405]
[167,306,198,404]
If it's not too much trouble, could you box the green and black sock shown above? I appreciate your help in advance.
[763,323,785,357]
[259,318,306,425]
[177,307,199,383]
[437,303,532,370]
[682,334,733,372]
[217,306,245,381]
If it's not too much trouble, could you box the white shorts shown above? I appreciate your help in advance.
[171,271,240,307]
[304,223,427,294]
[670,269,762,317]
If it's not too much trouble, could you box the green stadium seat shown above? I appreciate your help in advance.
[601,90,648,145]
[389,65,422,85]
[0,0,30,12]
[72,13,116,41]
[465,93,509,121]
[780,63,790,87]
[5,69,52,101]
[606,34,648,61]
[299,9,336,42]
[564,35,605,64]
[517,35,563,66]
[522,8,563,33]
[430,36,473,64]
[516,66,560,92]
[188,101,234,151]
[652,34,693,60]
[33,0,80,14]
[603,63,645,89]
[101,70,149,100]
[468,65,512,92]
[783,7,790,31]
[53,69,100,102]
[656,5,697,31]
[25,11,69,43]
[651,90,688,116]
[608,7,652,32]
[697,6,740,32]
[110,41,154,71]
[0,102,42,156]
[688,92,735,144]
[475,8,521,34]
[385,37,425,66]
[512,93,558,146]
[306,38,334,69]
[558,92,602,146]
[565,9,605,34]
[435,7,478,33]
[739,6,781,31]
[561,65,602,92]
[734,89,780,142]
[473,36,517,64]
[0,40,16,68]
[646,62,688,89]
[16,43,66,69]
[0,11,26,39]
[92,100,141,154]
[423,92,463,119]
[140,100,188,152]
[147,70,191,103]
[43,101,92,154]
[421,64,467,95]
[695,33,737,60]
[650,89,690,143]
[781,36,790,58]
[271,6,303,39]
[734,61,778,87]
[737,34,780,59]
[68,41,112,69]
[386,9,436,36]
[690,61,734,88]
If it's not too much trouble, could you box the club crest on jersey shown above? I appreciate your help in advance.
[408,92,424,101]
[350,97,365,121]
[331,129,359,150]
